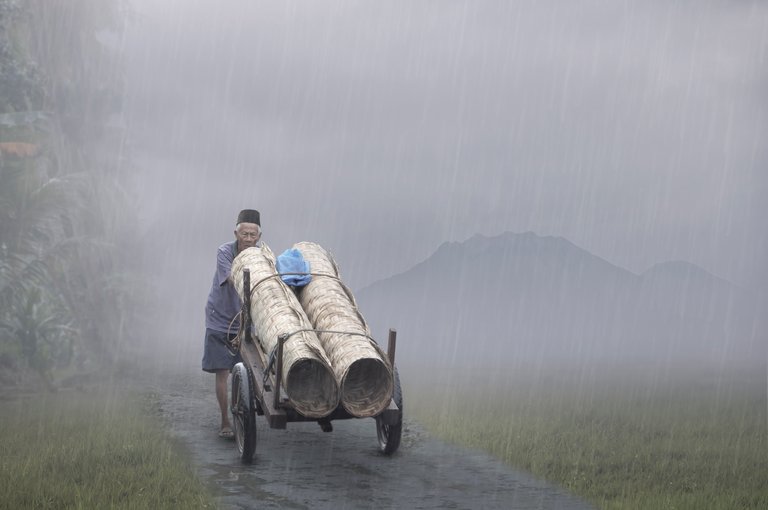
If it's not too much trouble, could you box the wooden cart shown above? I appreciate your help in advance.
[229,269,403,463]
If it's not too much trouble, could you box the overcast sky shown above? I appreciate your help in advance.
[121,0,768,306]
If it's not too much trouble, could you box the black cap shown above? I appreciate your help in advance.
[237,209,260,226]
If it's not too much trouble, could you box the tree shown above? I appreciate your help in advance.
[1,0,143,385]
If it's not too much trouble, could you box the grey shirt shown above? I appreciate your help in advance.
[205,241,242,334]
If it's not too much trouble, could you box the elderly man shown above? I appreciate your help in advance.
[202,209,261,439]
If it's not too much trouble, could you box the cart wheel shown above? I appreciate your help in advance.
[231,362,257,463]
[376,368,403,455]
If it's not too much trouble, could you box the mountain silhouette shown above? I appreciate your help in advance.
[355,232,761,369]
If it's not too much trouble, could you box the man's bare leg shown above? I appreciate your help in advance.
[216,369,233,436]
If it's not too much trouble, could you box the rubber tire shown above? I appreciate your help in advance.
[231,362,257,463]
[376,368,403,455]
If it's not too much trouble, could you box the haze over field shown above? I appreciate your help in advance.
[117,0,768,369]
[357,231,762,371]
[3,2,767,508]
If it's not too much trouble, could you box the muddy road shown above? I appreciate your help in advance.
[151,370,593,510]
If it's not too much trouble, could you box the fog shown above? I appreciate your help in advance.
[118,0,768,371]
[3,1,767,507]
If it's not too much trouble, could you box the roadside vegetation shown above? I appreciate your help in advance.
[0,390,214,509]
[1,0,149,388]
[406,361,767,510]
[1,3,200,506]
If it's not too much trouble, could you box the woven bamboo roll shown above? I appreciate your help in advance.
[293,241,393,418]
[231,244,339,418]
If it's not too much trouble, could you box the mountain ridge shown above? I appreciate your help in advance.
[360,231,730,294]
[355,231,760,367]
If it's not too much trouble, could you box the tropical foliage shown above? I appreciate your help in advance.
[0,0,142,386]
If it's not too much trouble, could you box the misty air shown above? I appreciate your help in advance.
[1,1,766,509]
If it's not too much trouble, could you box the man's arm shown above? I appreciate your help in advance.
[215,244,235,287]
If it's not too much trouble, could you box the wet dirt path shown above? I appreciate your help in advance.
[152,370,594,510]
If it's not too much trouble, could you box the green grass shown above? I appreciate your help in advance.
[0,389,214,509]
[405,362,768,510]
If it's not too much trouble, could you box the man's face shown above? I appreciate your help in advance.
[235,222,261,251]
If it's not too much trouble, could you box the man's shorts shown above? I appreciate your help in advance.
[202,328,242,373]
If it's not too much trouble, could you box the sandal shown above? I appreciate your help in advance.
[218,428,235,439]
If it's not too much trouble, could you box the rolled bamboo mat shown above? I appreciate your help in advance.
[231,244,339,418]
[293,241,393,418]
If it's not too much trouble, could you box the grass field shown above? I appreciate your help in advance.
[405,361,768,510]
[0,389,214,509]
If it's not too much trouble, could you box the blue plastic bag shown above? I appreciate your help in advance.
[276,248,312,287]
